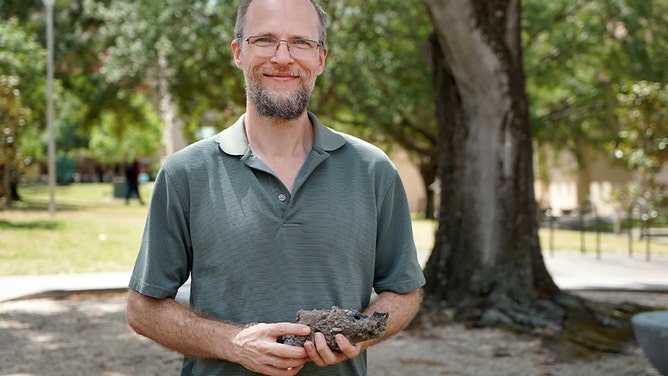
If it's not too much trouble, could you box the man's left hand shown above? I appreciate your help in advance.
[303,332,362,367]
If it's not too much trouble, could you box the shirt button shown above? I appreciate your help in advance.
[278,194,287,202]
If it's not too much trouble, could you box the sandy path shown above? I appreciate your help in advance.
[1,291,665,375]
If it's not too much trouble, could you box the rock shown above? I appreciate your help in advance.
[278,306,388,351]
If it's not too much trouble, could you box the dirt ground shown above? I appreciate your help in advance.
[0,290,665,376]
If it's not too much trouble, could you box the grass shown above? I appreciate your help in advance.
[414,220,668,258]
[539,227,668,258]
[0,183,151,276]
[1,183,666,276]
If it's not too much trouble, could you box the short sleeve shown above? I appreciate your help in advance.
[128,163,192,299]
[373,172,426,293]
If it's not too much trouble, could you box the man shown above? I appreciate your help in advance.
[124,160,144,205]
[126,0,425,375]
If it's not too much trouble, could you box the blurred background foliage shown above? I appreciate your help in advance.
[0,0,666,212]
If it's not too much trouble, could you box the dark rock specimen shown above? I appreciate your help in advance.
[278,306,389,351]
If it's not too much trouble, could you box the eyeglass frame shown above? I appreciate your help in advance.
[237,34,325,57]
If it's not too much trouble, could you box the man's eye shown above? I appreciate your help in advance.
[255,37,274,44]
[290,39,316,49]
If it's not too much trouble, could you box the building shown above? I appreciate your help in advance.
[393,148,668,221]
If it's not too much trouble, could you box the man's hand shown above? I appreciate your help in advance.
[302,289,422,368]
[231,323,312,376]
[303,332,363,367]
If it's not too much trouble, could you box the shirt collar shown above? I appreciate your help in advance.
[215,112,347,156]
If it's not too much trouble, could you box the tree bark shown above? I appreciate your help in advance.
[158,52,188,157]
[423,0,560,325]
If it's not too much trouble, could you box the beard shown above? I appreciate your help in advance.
[246,72,314,121]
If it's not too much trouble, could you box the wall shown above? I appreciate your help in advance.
[391,148,426,214]
[394,147,667,219]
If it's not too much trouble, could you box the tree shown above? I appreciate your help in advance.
[1,1,169,178]
[424,0,557,313]
[0,18,46,205]
[609,81,668,220]
[313,0,438,217]
[614,81,668,177]
[522,0,668,206]
[0,18,47,116]
[0,76,32,206]
[87,0,244,148]
[88,92,163,165]
[421,0,642,352]
[93,0,442,216]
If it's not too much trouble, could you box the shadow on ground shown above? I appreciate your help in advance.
[0,292,181,375]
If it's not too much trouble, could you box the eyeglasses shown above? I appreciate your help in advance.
[240,35,323,59]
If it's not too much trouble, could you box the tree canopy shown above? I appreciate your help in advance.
[0,18,46,205]
[1,0,666,215]
[523,0,668,162]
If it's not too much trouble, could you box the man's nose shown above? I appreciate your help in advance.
[272,41,294,62]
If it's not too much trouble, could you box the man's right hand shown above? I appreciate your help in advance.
[231,323,312,376]
[127,291,312,375]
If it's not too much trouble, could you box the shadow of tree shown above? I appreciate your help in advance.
[5,199,89,212]
[0,219,62,231]
[0,293,182,375]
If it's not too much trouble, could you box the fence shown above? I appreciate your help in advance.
[543,197,666,261]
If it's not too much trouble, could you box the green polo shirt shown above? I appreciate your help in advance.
[129,112,425,376]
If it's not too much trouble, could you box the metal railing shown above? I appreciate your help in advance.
[579,196,602,259]
[542,198,663,262]
[628,198,652,261]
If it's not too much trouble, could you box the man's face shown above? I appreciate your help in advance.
[232,0,327,120]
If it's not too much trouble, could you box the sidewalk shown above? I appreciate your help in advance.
[416,251,668,291]
[1,252,667,303]
[542,251,668,291]
[0,272,131,302]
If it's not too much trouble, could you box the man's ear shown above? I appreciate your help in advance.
[231,39,243,68]
[317,46,328,75]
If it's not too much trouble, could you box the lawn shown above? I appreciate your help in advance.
[0,183,150,275]
[1,183,666,276]
[413,217,668,258]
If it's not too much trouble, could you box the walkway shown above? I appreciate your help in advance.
[1,251,667,302]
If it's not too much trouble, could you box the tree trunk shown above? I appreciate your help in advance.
[576,141,593,213]
[158,52,188,157]
[423,0,559,324]
[1,164,10,207]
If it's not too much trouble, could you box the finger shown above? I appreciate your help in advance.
[270,323,312,338]
[249,350,309,376]
[313,332,342,365]
[304,339,327,367]
[269,341,311,363]
[335,334,361,358]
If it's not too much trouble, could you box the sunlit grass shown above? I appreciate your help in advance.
[0,183,151,275]
[539,228,668,258]
[411,219,438,252]
[411,220,668,258]
[1,184,666,276]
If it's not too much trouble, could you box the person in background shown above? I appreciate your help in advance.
[126,0,425,375]
[124,160,144,205]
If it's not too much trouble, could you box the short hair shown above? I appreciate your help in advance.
[234,0,328,46]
